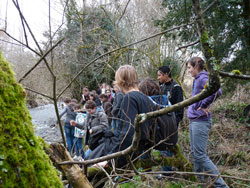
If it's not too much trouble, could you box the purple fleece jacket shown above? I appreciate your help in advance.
[187,70,222,121]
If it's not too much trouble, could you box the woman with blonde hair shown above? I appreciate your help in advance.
[88,65,159,168]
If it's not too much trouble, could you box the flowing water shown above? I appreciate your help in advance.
[29,103,65,144]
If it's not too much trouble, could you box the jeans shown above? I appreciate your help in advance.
[111,119,117,132]
[84,148,92,160]
[73,137,84,158]
[64,124,75,154]
[189,119,228,188]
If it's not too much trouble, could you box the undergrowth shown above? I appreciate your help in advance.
[108,97,249,188]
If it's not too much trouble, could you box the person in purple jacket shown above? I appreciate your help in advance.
[186,57,228,188]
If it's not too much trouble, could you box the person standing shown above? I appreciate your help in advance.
[157,65,184,126]
[157,65,184,177]
[186,57,228,187]
[57,98,76,154]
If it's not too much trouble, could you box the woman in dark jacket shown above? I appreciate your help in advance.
[88,65,160,168]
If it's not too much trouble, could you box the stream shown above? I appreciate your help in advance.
[29,103,64,144]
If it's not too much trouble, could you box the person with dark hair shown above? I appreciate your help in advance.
[157,65,184,126]
[81,87,90,106]
[105,89,114,104]
[99,94,113,125]
[139,78,178,178]
[186,57,228,188]
[89,91,102,108]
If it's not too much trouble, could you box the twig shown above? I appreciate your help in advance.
[15,0,28,46]
[0,39,23,46]
[116,0,131,27]
[206,174,220,188]
[18,38,64,83]
[0,29,39,55]
[176,40,199,51]
[12,0,55,77]
[96,165,114,187]
[126,155,139,175]
[24,87,53,100]
[202,0,218,15]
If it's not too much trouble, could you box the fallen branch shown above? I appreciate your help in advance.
[44,143,93,188]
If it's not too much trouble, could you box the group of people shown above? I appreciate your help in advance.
[56,56,228,187]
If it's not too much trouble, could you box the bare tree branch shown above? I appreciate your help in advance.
[176,40,199,51]
[12,0,55,78]
[116,0,131,27]
[57,22,194,99]
[15,0,28,46]
[0,39,23,47]
[18,38,64,83]
[0,29,39,55]
[24,87,53,100]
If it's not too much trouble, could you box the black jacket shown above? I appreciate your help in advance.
[160,79,184,125]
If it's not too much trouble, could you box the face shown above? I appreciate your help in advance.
[83,89,88,95]
[157,71,169,84]
[106,90,111,96]
[187,63,199,77]
[86,107,96,114]
[89,95,94,101]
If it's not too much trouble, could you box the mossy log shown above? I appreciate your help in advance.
[0,51,63,187]
[46,143,93,188]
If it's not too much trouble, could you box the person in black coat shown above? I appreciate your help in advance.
[157,65,184,126]
[88,65,160,168]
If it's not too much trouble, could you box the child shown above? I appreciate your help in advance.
[72,104,86,161]
[71,100,109,159]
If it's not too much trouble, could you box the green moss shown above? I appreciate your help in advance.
[231,70,242,75]
[0,51,63,187]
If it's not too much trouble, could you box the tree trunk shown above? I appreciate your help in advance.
[0,51,63,187]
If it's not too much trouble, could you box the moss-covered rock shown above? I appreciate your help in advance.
[0,51,63,188]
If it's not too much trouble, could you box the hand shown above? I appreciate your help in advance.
[197,107,209,117]
[89,129,93,134]
[93,161,108,168]
[70,120,76,126]
[50,124,56,128]
[82,95,85,101]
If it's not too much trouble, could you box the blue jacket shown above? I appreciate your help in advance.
[187,70,222,121]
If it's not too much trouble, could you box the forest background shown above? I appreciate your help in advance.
[0,0,249,187]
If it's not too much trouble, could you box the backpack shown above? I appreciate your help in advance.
[148,95,178,150]
[74,112,86,138]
